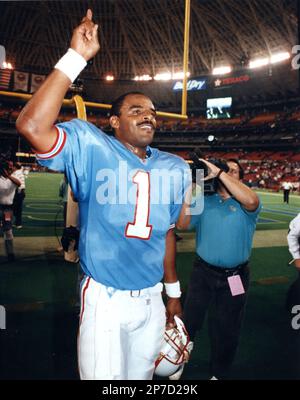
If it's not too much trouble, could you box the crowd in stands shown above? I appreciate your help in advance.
[1,107,299,153]
[243,159,299,192]
[2,96,300,132]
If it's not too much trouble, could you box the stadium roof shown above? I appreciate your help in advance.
[0,0,297,79]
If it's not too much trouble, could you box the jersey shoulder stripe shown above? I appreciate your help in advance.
[36,126,66,159]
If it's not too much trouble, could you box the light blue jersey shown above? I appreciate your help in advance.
[190,193,261,268]
[37,119,190,289]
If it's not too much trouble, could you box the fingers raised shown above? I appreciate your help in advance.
[92,24,99,39]
[71,8,100,60]
[86,9,92,20]
[81,9,93,24]
[78,9,95,41]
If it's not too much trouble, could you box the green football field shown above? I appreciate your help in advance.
[0,172,300,380]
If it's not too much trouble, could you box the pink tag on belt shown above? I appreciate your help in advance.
[227,275,245,296]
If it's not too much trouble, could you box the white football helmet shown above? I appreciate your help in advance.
[154,315,192,377]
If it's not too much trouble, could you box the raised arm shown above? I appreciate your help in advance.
[4,170,21,187]
[201,159,259,211]
[16,9,100,153]
[218,172,259,211]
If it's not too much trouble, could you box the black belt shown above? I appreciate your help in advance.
[196,255,248,274]
[0,204,13,210]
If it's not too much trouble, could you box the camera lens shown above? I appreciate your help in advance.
[188,152,209,177]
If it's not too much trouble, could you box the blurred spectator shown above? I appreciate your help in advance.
[12,162,27,228]
[282,181,294,204]
[0,160,21,261]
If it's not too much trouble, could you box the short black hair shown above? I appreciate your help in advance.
[0,159,9,178]
[227,158,244,179]
[110,91,151,117]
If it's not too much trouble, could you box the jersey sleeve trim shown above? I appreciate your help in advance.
[35,126,66,160]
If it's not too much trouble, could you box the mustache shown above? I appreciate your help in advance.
[137,120,155,128]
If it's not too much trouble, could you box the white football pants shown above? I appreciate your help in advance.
[78,276,166,380]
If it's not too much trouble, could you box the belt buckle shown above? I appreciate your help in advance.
[228,266,241,275]
[130,290,141,297]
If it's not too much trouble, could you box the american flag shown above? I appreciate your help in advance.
[0,68,12,89]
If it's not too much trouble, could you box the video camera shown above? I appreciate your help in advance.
[0,157,9,178]
[188,148,229,195]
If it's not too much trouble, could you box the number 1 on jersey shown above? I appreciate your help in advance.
[125,171,152,240]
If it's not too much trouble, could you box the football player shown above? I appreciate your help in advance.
[16,10,191,380]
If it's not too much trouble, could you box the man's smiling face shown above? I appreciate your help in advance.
[110,94,157,149]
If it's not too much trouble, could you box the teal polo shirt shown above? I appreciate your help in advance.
[190,193,261,268]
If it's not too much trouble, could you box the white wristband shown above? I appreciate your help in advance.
[164,281,181,298]
[54,48,87,83]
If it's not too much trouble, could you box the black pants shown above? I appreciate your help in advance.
[0,205,14,259]
[283,190,290,203]
[183,256,250,379]
[13,190,25,226]
[286,272,300,312]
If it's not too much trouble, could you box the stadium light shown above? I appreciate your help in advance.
[270,52,290,64]
[249,52,290,69]
[172,71,190,80]
[105,75,114,81]
[249,57,269,69]
[2,61,13,69]
[154,72,172,81]
[212,66,232,75]
[134,74,152,81]
[154,71,190,81]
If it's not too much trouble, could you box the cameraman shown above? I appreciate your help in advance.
[180,158,261,380]
[0,160,21,261]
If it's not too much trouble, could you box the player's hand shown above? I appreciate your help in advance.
[71,9,100,61]
[294,259,300,271]
[165,298,182,329]
[198,158,221,181]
